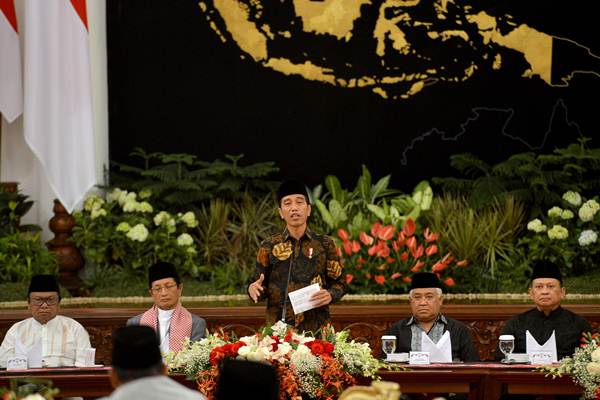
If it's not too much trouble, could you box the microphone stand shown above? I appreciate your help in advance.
[280,240,296,324]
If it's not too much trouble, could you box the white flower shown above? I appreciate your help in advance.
[139,189,152,199]
[578,230,598,247]
[271,320,289,337]
[118,191,136,206]
[562,191,582,207]
[180,211,198,228]
[592,347,600,363]
[560,209,574,220]
[84,195,104,212]
[107,188,124,203]
[154,211,171,226]
[116,222,131,232]
[527,219,547,233]
[547,225,568,240]
[547,206,563,218]
[136,201,154,213]
[23,395,46,400]
[126,224,149,242]
[586,361,600,376]
[579,200,600,222]
[177,233,194,246]
[90,208,107,219]
[122,200,139,212]
[271,342,292,362]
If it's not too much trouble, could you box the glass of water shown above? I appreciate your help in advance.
[498,334,515,363]
[381,335,397,359]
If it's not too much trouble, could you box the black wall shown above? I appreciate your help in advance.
[107,0,599,191]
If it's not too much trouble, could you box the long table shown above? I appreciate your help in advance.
[0,364,581,399]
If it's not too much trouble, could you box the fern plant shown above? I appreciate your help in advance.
[432,137,600,218]
[110,148,279,213]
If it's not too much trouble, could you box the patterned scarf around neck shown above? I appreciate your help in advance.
[139,303,192,352]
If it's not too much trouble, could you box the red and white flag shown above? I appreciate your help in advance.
[0,0,23,123]
[23,0,96,212]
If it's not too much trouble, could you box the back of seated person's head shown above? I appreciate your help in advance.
[111,325,165,385]
[215,359,279,400]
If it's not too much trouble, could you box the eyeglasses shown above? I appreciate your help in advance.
[150,283,179,294]
[30,296,60,306]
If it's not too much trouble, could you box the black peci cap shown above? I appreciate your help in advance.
[530,260,562,283]
[277,180,309,204]
[409,272,442,291]
[28,275,60,295]
[148,261,181,287]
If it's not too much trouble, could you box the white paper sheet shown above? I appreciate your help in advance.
[421,331,452,363]
[526,330,558,362]
[288,283,320,315]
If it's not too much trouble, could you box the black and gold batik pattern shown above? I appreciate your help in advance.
[252,227,346,333]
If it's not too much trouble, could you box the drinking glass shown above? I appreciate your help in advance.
[381,335,397,359]
[498,334,515,363]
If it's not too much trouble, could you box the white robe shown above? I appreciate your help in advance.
[0,315,91,368]
[99,375,206,400]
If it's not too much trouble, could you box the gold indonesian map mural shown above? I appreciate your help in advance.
[199,0,599,100]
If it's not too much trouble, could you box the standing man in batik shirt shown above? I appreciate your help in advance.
[0,274,92,368]
[127,261,206,353]
[248,180,346,332]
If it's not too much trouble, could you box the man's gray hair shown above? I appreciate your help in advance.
[409,288,443,298]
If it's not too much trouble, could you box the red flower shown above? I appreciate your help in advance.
[425,244,438,257]
[354,264,361,270]
[376,242,390,258]
[358,257,366,264]
[374,275,386,284]
[370,221,382,237]
[335,246,342,257]
[402,218,416,237]
[359,231,374,246]
[423,227,439,242]
[456,259,468,267]
[432,262,448,273]
[337,228,350,242]
[410,260,425,272]
[403,277,412,283]
[351,240,361,253]
[410,244,424,259]
[391,272,402,279]
[399,251,409,261]
[377,225,394,241]
[306,339,333,356]
[444,277,456,286]
[342,240,353,256]
[386,256,395,264]
[346,274,354,284]
[406,236,417,250]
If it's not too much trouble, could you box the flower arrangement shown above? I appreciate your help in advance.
[540,332,600,399]
[71,188,202,276]
[519,191,600,275]
[0,378,58,400]
[166,321,386,400]
[336,218,467,293]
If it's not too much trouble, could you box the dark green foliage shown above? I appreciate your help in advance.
[0,232,58,283]
[0,186,40,235]
[110,149,279,213]
[432,137,600,218]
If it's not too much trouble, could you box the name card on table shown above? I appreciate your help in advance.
[529,351,554,365]
[7,356,28,370]
[409,351,430,365]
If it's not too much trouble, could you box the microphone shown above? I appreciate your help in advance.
[280,240,296,324]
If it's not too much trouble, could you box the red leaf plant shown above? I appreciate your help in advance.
[336,219,468,293]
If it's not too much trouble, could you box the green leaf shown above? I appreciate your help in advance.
[315,199,335,229]
[370,175,391,202]
[367,204,386,221]
[355,165,372,201]
[329,199,348,226]
[325,175,344,203]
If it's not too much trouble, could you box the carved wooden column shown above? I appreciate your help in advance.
[47,199,86,296]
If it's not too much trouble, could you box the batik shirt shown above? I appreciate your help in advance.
[251,227,346,333]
